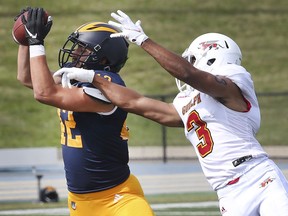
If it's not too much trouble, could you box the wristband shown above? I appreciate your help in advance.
[29,45,45,58]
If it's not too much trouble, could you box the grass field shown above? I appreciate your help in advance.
[0,0,288,148]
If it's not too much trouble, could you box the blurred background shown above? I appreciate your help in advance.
[0,0,287,149]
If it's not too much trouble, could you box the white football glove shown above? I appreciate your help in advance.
[109,10,148,46]
[53,67,95,88]
[53,67,111,103]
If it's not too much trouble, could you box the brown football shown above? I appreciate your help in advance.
[12,10,49,46]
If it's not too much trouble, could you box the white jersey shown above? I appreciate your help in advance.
[173,64,268,190]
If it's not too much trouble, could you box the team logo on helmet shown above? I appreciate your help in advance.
[198,40,225,52]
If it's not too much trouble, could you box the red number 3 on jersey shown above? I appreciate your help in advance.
[186,110,214,158]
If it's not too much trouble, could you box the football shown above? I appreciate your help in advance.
[12,10,49,46]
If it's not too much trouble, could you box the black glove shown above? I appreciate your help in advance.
[14,6,31,21]
[21,8,53,45]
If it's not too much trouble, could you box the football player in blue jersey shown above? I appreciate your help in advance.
[15,7,154,216]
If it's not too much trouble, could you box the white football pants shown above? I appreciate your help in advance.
[217,159,288,216]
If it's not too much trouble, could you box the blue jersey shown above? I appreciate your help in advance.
[58,71,130,193]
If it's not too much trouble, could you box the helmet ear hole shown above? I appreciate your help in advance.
[191,56,196,64]
[207,58,216,66]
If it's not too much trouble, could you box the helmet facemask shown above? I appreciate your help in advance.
[175,49,196,92]
[59,32,112,70]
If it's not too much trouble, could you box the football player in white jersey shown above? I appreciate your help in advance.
[55,10,288,216]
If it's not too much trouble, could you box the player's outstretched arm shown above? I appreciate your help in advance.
[54,68,183,127]
[109,10,248,112]
[108,10,217,95]
[92,75,183,127]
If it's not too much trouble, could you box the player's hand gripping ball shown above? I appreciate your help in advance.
[12,8,49,46]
